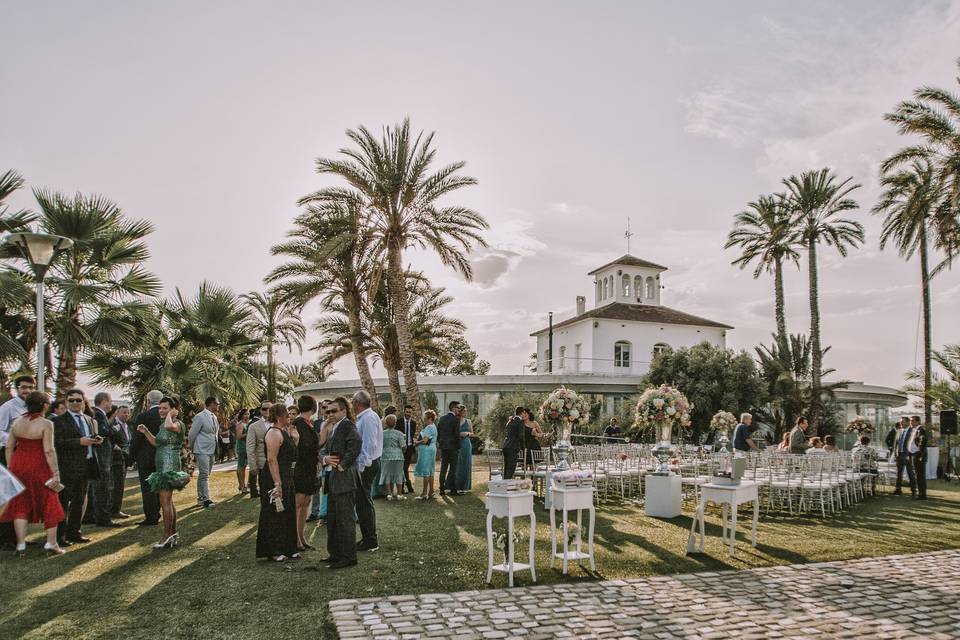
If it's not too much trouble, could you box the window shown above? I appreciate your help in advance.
[595,280,601,303]
[652,342,670,357]
[634,276,643,300]
[559,346,566,369]
[602,278,608,299]
[614,341,631,368]
[621,274,630,297]
[544,348,552,372]
[645,276,655,299]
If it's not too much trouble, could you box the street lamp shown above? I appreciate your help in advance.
[3,232,73,393]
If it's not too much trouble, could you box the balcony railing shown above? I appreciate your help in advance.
[522,356,651,375]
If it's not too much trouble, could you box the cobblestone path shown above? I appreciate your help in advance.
[330,549,960,639]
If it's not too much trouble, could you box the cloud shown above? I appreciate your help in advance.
[469,248,524,289]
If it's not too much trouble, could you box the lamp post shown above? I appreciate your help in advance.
[547,311,554,373]
[3,232,73,393]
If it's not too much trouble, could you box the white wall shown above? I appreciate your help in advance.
[537,321,594,373]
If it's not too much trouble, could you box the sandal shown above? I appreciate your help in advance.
[272,555,287,562]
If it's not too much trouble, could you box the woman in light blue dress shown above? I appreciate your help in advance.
[414,410,438,500]
[455,409,474,492]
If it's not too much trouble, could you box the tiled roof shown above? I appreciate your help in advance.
[587,254,668,275]
[530,302,733,335]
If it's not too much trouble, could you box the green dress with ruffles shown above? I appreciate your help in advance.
[147,421,191,491]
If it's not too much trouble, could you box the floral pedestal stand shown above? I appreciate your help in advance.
[485,490,537,587]
[549,483,595,574]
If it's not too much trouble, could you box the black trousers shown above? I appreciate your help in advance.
[327,491,357,564]
[439,448,459,492]
[356,460,379,546]
[137,465,161,523]
[58,472,91,540]
[895,453,916,493]
[249,466,260,496]
[90,473,113,524]
[912,453,927,497]
[402,445,416,492]
[502,449,518,479]
[111,463,126,514]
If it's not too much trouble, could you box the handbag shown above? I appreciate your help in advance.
[45,477,65,493]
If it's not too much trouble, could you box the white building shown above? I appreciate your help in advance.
[530,255,732,376]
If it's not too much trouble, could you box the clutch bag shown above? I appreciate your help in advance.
[45,478,65,493]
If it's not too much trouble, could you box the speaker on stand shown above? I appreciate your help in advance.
[941,410,958,481]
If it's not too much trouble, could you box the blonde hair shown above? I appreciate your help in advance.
[423,410,437,423]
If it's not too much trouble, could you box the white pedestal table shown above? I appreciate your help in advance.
[548,484,596,574]
[644,473,682,518]
[485,490,537,587]
[686,480,759,557]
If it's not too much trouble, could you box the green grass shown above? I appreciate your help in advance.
[3,473,960,640]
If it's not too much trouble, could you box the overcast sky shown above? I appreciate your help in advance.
[3,1,960,391]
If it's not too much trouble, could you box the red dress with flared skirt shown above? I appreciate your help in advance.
[0,437,65,527]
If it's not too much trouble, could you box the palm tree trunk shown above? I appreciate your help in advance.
[774,258,787,343]
[387,240,422,417]
[920,227,932,428]
[384,348,403,408]
[344,288,379,411]
[807,237,822,435]
[266,338,275,402]
[55,343,78,398]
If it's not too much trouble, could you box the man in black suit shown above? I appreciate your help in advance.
[320,397,362,569]
[892,416,915,496]
[399,404,418,494]
[54,388,103,545]
[436,401,462,496]
[910,415,928,500]
[110,405,133,518]
[128,389,163,525]
[86,391,120,527]
[501,407,526,479]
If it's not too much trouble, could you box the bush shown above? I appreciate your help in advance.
[483,391,544,445]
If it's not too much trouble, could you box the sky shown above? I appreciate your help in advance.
[2,1,960,391]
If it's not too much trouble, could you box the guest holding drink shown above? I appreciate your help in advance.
[414,411,438,500]
[255,404,300,562]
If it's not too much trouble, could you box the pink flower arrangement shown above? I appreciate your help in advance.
[539,386,590,428]
[635,384,692,432]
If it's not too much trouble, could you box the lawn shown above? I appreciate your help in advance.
[2,472,960,640]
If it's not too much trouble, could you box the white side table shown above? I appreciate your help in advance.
[485,491,537,587]
[644,473,681,518]
[686,480,759,557]
[548,484,596,574]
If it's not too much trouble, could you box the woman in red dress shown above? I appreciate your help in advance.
[1,392,65,556]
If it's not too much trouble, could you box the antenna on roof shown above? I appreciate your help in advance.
[624,217,633,254]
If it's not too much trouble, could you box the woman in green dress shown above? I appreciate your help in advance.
[138,397,190,549]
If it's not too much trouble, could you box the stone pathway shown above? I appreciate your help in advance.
[329,549,960,639]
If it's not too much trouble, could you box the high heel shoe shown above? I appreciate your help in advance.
[153,533,178,549]
[44,542,66,556]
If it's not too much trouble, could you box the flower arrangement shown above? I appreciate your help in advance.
[846,416,874,435]
[634,384,692,437]
[539,386,590,429]
[494,529,521,553]
[710,410,737,434]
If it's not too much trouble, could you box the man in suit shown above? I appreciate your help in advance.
[909,415,928,500]
[110,404,133,518]
[789,416,811,454]
[321,396,362,569]
[884,419,900,453]
[87,392,120,528]
[436,401,462,496]
[246,401,272,499]
[501,407,526,479]
[399,404,418,494]
[54,388,103,545]
[352,390,381,551]
[189,396,220,508]
[129,389,163,526]
[893,416,916,496]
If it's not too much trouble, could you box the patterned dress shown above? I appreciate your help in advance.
[147,421,190,492]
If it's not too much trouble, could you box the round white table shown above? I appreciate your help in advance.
[686,480,759,557]
[485,490,537,587]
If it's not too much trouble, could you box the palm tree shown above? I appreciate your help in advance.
[313,118,488,416]
[24,189,160,393]
[783,169,863,433]
[278,360,338,397]
[873,158,955,427]
[725,193,800,342]
[905,343,960,412]
[267,188,380,409]
[240,292,306,402]
[0,170,36,373]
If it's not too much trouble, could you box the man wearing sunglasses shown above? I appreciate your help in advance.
[0,375,36,549]
[53,388,103,546]
[320,397,361,569]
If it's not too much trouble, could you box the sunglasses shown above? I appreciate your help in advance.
[67,398,84,403]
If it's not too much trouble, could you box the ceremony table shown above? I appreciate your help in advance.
[485,490,537,587]
[686,480,759,557]
[548,484,596,575]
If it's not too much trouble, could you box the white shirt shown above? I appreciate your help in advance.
[907,427,921,454]
[0,395,27,448]
[355,408,383,470]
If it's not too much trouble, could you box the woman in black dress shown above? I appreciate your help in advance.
[292,394,319,551]
[255,404,300,562]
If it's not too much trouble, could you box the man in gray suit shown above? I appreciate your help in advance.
[189,397,220,508]
[246,401,272,499]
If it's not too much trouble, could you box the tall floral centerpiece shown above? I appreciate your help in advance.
[539,386,589,470]
[635,384,692,475]
[845,416,874,435]
[710,410,737,452]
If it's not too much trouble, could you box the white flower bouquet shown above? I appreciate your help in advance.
[709,410,737,433]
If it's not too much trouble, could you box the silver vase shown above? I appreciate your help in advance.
[554,421,573,470]
[653,421,674,475]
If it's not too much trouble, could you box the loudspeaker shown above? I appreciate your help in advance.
[941,410,957,436]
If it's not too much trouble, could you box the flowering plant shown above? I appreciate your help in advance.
[845,416,874,434]
[539,386,590,429]
[709,411,737,433]
[494,529,521,552]
[634,384,692,436]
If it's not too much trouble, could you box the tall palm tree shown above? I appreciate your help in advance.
[240,292,306,402]
[313,118,488,416]
[25,190,160,393]
[873,158,953,427]
[0,170,36,373]
[725,193,800,342]
[783,168,863,433]
[905,343,960,412]
[0,170,35,233]
[267,188,381,409]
